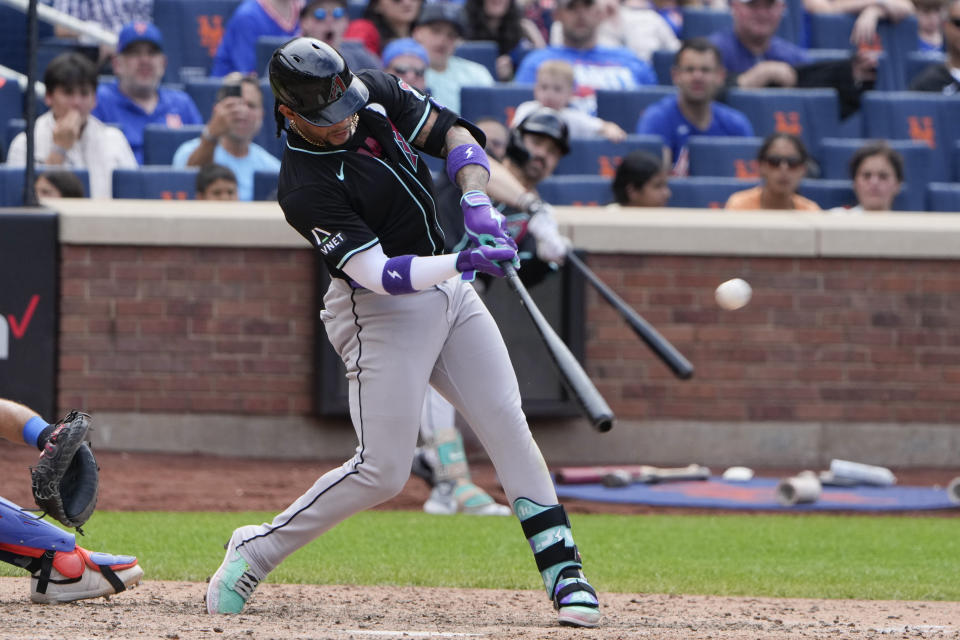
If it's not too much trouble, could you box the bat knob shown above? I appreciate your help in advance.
[593,414,615,433]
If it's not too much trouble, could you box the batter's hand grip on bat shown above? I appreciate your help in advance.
[567,252,694,380]
[504,264,614,433]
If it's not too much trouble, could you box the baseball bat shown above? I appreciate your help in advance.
[566,252,694,380]
[503,263,614,433]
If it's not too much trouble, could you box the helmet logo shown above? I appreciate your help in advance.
[328,75,347,103]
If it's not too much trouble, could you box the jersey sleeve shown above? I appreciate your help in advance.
[280,183,381,272]
[357,69,485,156]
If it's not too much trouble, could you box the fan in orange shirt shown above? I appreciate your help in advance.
[725,133,821,211]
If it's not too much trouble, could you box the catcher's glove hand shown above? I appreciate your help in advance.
[31,411,99,529]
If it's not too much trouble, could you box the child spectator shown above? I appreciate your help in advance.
[196,164,240,200]
[34,170,87,199]
[609,149,671,207]
[915,0,947,51]
[911,0,960,91]
[512,59,627,140]
[7,52,137,199]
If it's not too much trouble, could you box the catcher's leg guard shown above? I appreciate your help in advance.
[514,498,600,628]
[0,495,75,551]
[27,546,142,604]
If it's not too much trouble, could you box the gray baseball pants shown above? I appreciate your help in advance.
[235,276,558,578]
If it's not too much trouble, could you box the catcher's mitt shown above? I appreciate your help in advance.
[31,411,99,529]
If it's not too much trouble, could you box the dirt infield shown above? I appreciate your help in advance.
[1,443,959,639]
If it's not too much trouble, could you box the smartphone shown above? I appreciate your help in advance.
[221,84,242,99]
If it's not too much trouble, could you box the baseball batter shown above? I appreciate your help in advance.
[0,398,143,603]
[205,37,601,628]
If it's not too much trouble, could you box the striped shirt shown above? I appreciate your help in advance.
[52,0,153,34]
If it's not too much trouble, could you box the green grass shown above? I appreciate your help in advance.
[2,511,957,601]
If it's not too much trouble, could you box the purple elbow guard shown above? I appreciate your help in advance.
[446,143,490,185]
[382,255,417,295]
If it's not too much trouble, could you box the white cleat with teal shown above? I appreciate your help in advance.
[206,528,261,614]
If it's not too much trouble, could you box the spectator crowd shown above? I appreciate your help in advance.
[2,0,959,211]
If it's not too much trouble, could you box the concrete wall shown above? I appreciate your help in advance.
[49,200,960,467]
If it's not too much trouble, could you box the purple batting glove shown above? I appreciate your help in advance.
[461,190,511,247]
[456,245,518,281]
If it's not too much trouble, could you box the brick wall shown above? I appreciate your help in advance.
[584,254,960,424]
[59,247,960,425]
[59,246,315,414]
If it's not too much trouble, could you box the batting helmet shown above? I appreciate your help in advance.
[505,107,571,166]
[269,37,369,127]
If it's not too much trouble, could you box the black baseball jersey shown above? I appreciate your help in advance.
[278,69,480,281]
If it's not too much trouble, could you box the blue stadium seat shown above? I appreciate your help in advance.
[955,141,960,181]
[152,0,242,82]
[807,13,856,49]
[554,135,663,177]
[875,16,918,90]
[783,0,806,46]
[112,167,198,199]
[927,183,960,212]
[347,0,366,19]
[667,177,757,208]
[0,166,90,206]
[861,91,958,182]
[455,41,498,78]
[723,88,840,154]
[0,4,53,75]
[536,175,614,206]
[651,49,675,85]
[906,50,946,87]
[815,138,934,211]
[6,118,25,152]
[804,48,850,64]
[0,81,23,151]
[253,169,279,201]
[595,86,676,131]
[256,36,289,77]
[255,77,284,160]
[680,8,732,39]
[687,136,764,179]
[184,77,223,119]
[797,179,855,209]
[142,124,206,165]
[459,84,534,126]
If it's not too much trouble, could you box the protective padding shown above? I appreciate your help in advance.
[0,495,75,551]
[514,498,581,597]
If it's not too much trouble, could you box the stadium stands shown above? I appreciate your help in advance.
[861,91,958,182]
[152,0,242,82]
[816,138,935,211]
[143,124,207,165]
[536,175,614,206]
[254,170,279,201]
[687,136,764,179]
[796,178,857,210]
[454,41,499,78]
[667,177,757,209]
[595,86,676,131]
[112,167,199,199]
[555,135,663,177]
[0,166,90,206]
[651,50,675,85]
[724,88,840,154]
[0,82,23,156]
[926,183,960,212]
[459,85,534,126]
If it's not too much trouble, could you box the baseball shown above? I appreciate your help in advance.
[715,278,752,310]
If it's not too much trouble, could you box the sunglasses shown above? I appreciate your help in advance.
[761,155,804,169]
[390,65,426,77]
[950,17,960,26]
[311,6,345,19]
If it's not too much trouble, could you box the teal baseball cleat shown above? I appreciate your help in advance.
[206,529,261,614]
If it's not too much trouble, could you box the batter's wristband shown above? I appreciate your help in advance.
[382,255,417,295]
[446,143,490,185]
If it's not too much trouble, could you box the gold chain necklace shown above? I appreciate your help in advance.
[290,113,359,148]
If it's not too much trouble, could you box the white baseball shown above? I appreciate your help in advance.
[715,278,752,310]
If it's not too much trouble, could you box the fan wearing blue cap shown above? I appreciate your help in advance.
[92,21,203,164]
[382,37,430,91]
